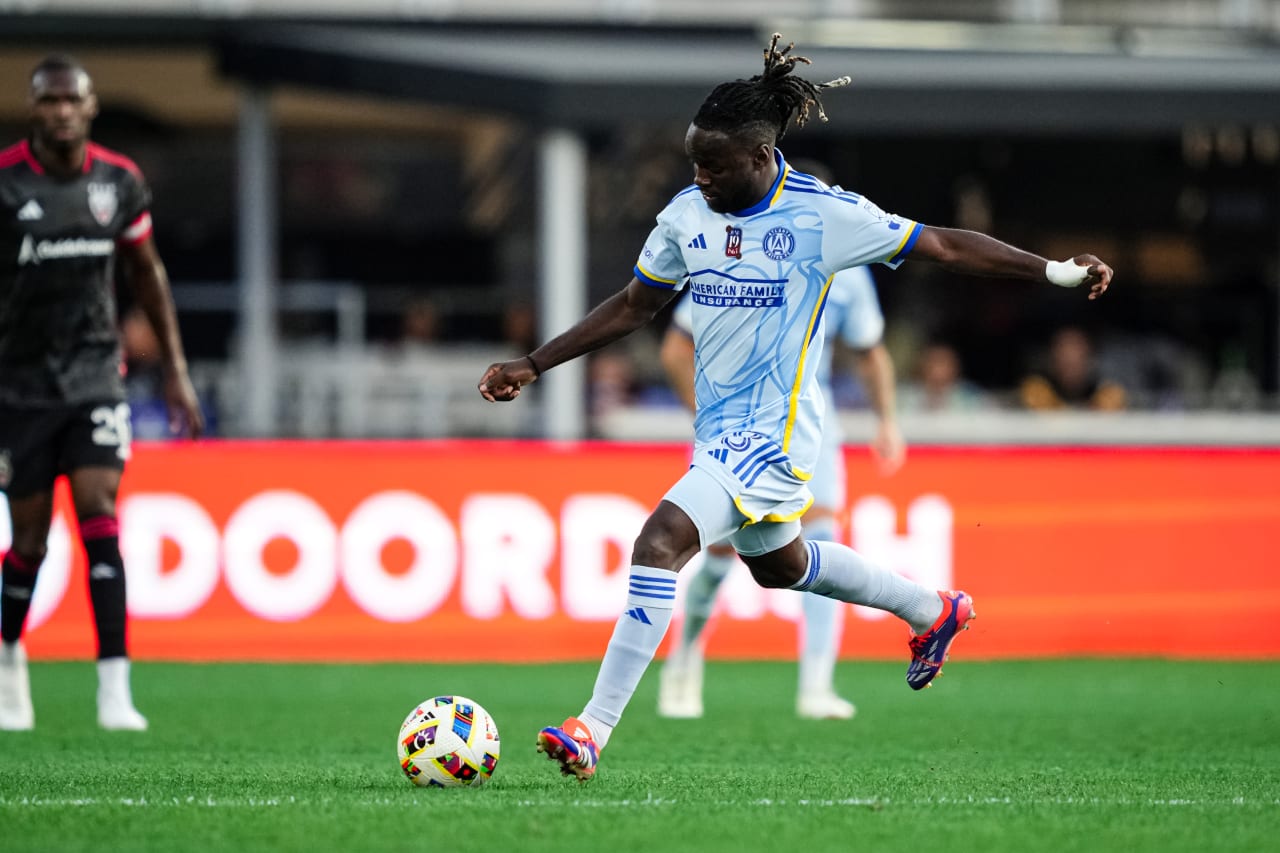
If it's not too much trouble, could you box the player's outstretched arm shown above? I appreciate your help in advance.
[479,278,676,402]
[911,226,1113,300]
[120,235,205,438]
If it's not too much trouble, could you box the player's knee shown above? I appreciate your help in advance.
[631,525,702,571]
[751,568,803,589]
[73,496,118,521]
[631,533,684,570]
[4,544,47,571]
[743,556,805,589]
[631,503,700,570]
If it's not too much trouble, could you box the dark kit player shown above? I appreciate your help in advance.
[0,56,203,731]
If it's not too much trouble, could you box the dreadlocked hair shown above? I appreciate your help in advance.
[694,33,851,143]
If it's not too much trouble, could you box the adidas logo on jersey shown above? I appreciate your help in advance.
[686,233,707,249]
[16,200,43,221]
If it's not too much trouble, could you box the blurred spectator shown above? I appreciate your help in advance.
[1019,326,1127,411]
[398,296,442,348]
[501,302,538,354]
[587,349,637,422]
[1102,332,1210,410]
[899,341,990,413]
[1209,343,1263,410]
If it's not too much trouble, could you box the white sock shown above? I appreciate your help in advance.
[581,565,678,749]
[791,540,942,635]
[677,548,735,658]
[577,711,613,749]
[797,520,842,695]
[97,657,133,703]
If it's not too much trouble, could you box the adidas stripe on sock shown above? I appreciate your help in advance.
[581,565,678,748]
[791,539,941,635]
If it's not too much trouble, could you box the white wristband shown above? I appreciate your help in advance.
[1045,259,1090,288]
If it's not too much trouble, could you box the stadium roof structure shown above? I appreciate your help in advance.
[215,21,1280,134]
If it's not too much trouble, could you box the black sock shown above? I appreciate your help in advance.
[80,515,127,659]
[1,550,43,645]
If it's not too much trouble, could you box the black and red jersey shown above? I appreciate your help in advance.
[0,139,153,406]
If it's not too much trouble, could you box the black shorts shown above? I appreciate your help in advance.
[0,401,131,499]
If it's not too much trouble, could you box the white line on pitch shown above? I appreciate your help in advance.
[2,796,1277,809]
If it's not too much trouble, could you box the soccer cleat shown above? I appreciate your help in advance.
[657,653,704,719]
[796,689,857,720]
[906,590,976,691]
[97,658,148,731]
[0,641,35,731]
[535,716,599,781]
[98,699,148,731]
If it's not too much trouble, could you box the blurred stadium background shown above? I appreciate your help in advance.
[4,0,1280,441]
[1,1,1278,664]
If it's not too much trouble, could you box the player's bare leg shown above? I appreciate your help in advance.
[1,491,52,731]
[70,467,147,731]
[740,536,974,690]
[539,501,699,780]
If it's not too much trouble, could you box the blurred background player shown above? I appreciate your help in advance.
[657,161,905,720]
[0,55,204,731]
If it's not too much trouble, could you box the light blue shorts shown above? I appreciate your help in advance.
[663,451,804,558]
[808,402,847,511]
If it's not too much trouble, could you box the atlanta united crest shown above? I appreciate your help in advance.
[87,182,118,226]
[763,227,796,260]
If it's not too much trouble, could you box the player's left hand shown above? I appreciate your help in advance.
[1072,254,1113,301]
[871,420,906,476]
[163,370,205,438]
[478,359,538,402]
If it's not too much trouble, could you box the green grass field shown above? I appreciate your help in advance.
[2,659,1278,852]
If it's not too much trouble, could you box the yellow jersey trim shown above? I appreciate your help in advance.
[635,262,679,286]
[767,164,790,208]
[781,273,835,453]
[761,494,814,524]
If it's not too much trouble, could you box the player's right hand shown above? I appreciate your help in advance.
[478,360,537,402]
[164,370,206,438]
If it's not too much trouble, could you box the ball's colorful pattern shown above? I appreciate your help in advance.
[397,696,500,788]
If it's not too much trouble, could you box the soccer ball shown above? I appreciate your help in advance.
[397,696,500,788]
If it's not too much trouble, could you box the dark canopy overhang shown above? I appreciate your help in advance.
[216,22,1280,134]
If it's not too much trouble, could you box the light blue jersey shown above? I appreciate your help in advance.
[637,150,914,517]
[671,264,886,511]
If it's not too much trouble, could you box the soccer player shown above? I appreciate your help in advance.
[0,56,204,731]
[478,34,1111,780]
[657,241,903,720]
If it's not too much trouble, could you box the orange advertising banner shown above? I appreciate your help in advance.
[7,441,1279,661]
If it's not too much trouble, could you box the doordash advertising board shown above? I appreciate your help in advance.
[6,442,1278,661]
